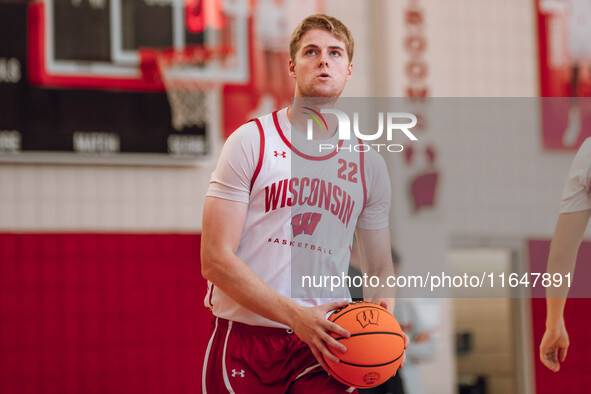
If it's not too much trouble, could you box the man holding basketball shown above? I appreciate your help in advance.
[201,14,405,393]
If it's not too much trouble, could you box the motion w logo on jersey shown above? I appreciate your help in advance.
[291,212,322,236]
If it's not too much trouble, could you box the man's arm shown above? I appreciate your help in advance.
[201,196,351,371]
[540,209,591,372]
[355,226,396,313]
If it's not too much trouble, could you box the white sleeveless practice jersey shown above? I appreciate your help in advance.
[206,108,391,328]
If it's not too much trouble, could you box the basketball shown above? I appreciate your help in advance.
[324,301,405,388]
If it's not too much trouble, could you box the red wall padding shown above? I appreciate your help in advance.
[530,240,591,394]
[532,298,591,394]
[0,233,211,394]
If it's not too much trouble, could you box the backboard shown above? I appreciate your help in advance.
[29,0,249,90]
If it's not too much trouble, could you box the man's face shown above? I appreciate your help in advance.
[289,29,353,98]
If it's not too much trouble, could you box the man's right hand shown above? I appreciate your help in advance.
[539,319,569,372]
[288,300,351,373]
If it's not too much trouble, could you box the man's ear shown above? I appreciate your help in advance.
[346,62,353,81]
[288,59,297,79]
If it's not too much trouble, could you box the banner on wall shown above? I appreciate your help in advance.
[403,0,440,214]
[537,0,591,150]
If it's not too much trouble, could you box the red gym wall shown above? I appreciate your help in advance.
[0,233,210,394]
[530,240,591,394]
[3,235,591,394]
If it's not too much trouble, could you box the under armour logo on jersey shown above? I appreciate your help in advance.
[274,151,287,158]
[232,369,245,378]
[356,309,379,328]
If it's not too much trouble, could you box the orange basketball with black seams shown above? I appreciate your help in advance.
[323,301,405,388]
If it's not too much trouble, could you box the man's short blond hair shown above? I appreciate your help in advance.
[289,14,354,64]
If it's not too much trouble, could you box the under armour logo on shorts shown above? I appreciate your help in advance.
[274,151,286,158]
[231,369,245,378]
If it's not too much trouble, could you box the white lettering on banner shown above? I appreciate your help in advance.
[548,17,564,68]
[0,58,21,83]
[0,131,21,152]
[143,0,173,6]
[73,132,120,153]
[167,134,206,155]
[71,0,106,8]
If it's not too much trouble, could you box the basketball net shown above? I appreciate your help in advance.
[156,46,231,131]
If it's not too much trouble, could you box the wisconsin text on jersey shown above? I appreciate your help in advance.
[264,177,356,227]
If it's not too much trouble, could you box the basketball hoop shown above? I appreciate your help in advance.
[150,45,233,131]
[138,0,248,132]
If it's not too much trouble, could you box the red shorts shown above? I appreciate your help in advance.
[202,317,357,394]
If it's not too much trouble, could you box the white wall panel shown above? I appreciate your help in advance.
[0,159,216,231]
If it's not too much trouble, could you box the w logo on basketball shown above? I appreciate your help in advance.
[291,212,322,236]
[356,310,379,328]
